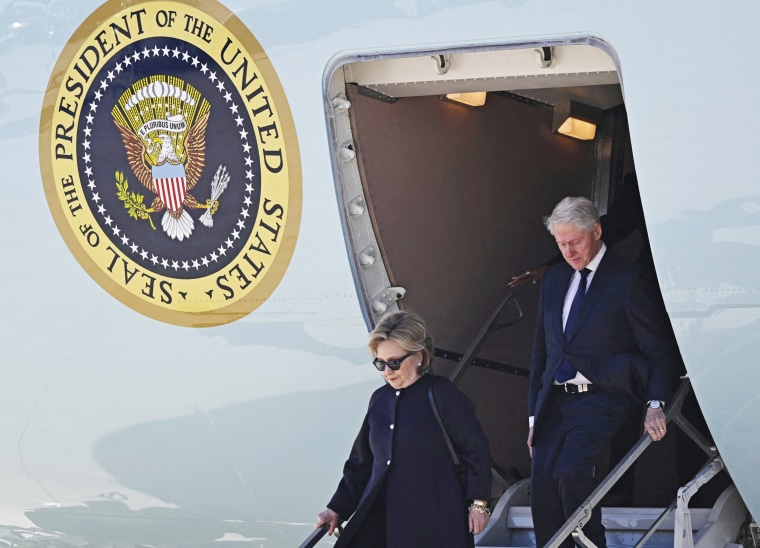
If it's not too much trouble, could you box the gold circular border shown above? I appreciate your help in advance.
[39,0,302,327]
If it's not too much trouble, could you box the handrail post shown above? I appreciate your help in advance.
[674,457,725,548]
[674,495,694,548]
[572,525,600,548]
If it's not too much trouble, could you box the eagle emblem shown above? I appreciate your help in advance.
[112,78,226,240]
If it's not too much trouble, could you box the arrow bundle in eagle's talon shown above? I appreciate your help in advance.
[200,164,230,228]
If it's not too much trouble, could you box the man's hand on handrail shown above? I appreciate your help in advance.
[644,407,667,442]
[508,264,548,288]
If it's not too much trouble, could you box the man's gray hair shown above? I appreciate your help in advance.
[544,196,600,235]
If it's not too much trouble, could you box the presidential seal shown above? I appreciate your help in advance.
[40,0,301,327]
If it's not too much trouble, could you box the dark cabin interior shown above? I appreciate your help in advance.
[342,82,726,508]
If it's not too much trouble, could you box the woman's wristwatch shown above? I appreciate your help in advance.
[469,499,491,516]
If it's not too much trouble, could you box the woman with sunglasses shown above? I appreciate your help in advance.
[314,310,492,547]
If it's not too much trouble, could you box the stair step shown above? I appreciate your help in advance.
[478,479,747,547]
[507,505,711,531]
[478,506,713,548]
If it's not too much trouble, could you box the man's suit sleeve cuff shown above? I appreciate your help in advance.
[529,416,535,428]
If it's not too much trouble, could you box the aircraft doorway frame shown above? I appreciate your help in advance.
[322,36,625,327]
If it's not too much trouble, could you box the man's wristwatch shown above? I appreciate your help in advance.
[647,400,665,409]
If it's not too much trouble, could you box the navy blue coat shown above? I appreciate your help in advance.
[328,373,492,547]
[528,250,676,443]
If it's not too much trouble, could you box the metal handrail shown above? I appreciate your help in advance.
[298,524,328,548]
[545,377,695,548]
[298,524,342,548]
[449,291,523,384]
[632,498,678,548]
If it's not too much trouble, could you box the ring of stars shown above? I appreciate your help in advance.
[80,41,259,274]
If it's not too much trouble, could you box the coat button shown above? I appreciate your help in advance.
[395,390,400,396]
[387,460,391,465]
[390,424,394,430]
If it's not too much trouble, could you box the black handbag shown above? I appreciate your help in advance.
[428,379,467,492]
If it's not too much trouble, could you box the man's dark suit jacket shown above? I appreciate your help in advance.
[528,249,675,443]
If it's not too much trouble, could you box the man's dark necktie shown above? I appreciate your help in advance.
[555,268,591,383]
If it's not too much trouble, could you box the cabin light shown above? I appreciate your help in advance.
[432,54,451,75]
[348,196,365,218]
[445,92,487,107]
[339,142,356,162]
[371,287,407,315]
[552,100,601,141]
[331,94,351,114]
[557,117,597,140]
[359,246,376,268]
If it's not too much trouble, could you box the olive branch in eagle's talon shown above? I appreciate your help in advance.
[115,171,156,230]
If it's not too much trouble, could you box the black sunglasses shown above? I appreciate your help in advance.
[373,352,414,371]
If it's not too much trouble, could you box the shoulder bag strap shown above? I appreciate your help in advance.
[428,378,462,467]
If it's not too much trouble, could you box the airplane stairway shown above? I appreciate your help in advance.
[300,468,750,548]
[476,378,755,548]
[299,318,757,548]
[475,477,749,548]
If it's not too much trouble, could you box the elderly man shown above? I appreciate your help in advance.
[527,196,675,547]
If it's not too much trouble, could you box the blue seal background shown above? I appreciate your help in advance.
[78,37,261,280]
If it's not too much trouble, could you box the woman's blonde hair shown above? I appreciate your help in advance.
[368,310,435,373]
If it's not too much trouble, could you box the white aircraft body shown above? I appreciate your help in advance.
[1,0,759,546]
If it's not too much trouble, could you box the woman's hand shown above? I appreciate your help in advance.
[315,508,340,536]
[468,505,490,535]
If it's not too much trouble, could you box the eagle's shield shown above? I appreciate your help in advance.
[152,163,187,212]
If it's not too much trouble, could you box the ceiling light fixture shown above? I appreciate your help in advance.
[552,100,601,140]
[445,92,487,107]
